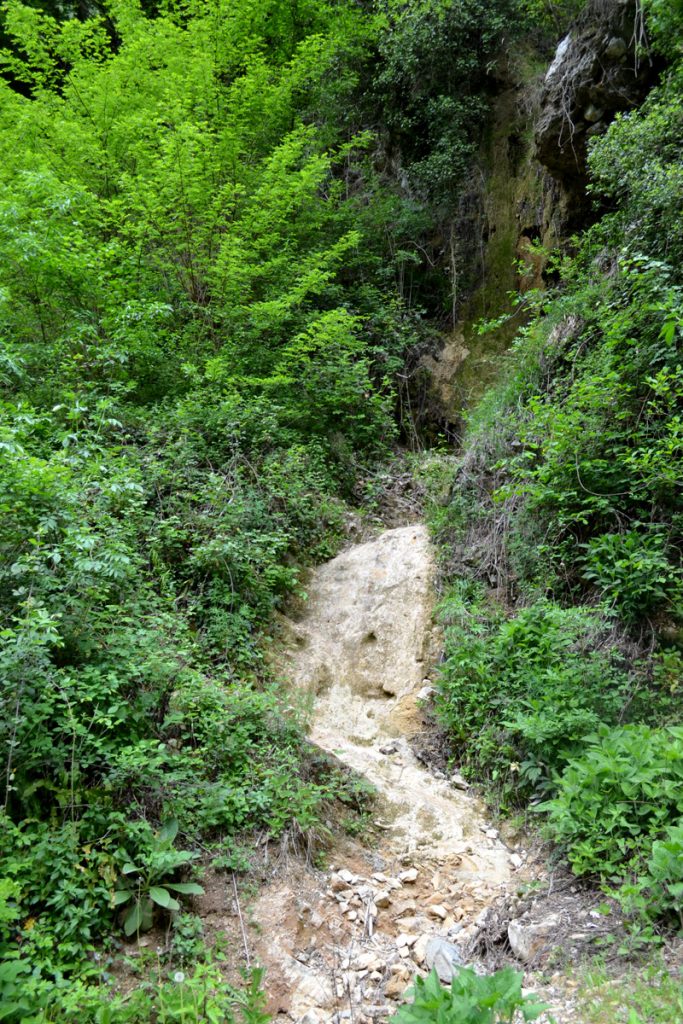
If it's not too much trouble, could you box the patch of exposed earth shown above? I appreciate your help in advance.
[244,525,590,1023]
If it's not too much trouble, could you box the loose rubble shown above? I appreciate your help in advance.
[251,526,576,1023]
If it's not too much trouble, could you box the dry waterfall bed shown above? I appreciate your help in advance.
[116,522,638,1022]
[223,524,616,1024]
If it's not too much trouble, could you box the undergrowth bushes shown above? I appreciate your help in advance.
[435,591,633,809]
[0,0,403,1013]
[426,0,683,938]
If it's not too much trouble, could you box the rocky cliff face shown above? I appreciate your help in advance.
[422,55,567,425]
[424,1,660,429]
[535,0,657,201]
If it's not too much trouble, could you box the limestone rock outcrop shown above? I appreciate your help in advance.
[535,0,657,193]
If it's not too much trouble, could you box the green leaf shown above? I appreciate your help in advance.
[122,862,140,875]
[149,886,180,910]
[124,902,143,936]
[166,882,204,895]
[112,889,131,906]
[158,819,179,845]
[0,1003,27,1021]
[0,962,28,983]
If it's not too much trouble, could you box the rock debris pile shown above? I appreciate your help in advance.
[253,527,557,1022]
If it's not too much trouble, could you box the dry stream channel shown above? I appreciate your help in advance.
[246,524,558,1023]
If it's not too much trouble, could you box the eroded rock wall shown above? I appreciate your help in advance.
[535,0,657,200]
[424,1,658,426]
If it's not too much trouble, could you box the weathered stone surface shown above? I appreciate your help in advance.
[535,0,658,192]
[508,913,562,963]
[254,526,514,1019]
[417,685,435,702]
[385,974,410,1000]
[298,1011,322,1024]
[425,936,465,983]
[379,740,400,755]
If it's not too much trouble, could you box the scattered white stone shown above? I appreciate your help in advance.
[417,685,435,702]
[485,828,499,840]
[347,910,358,922]
[337,869,356,884]
[450,773,469,790]
[355,953,383,972]
[399,868,418,883]
[412,934,429,964]
[427,904,448,920]
[510,853,523,869]
[374,890,392,908]
[396,933,417,948]
[299,1012,321,1024]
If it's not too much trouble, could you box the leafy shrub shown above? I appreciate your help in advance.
[641,822,683,928]
[435,595,630,806]
[391,966,547,1024]
[113,819,204,938]
[518,0,583,32]
[541,725,683,881]
[581,529,682,622]
[0,957,270,1023]
[374,0,519,209]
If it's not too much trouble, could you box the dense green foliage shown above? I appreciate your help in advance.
[2,0,681,1013]
[0,0,544,1016]
[390,965,546,1024]
[430,0,683,935]
[373,0,517,208]
[435,588,635,805]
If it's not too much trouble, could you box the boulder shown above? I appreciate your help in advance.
[399,868,418,884]
[425,936,465,983]
[507,913,562,963]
